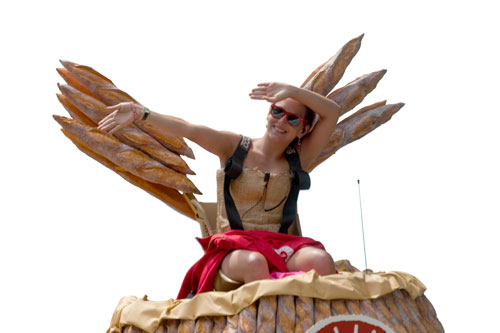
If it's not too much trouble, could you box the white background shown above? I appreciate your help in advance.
[1,0,499,331]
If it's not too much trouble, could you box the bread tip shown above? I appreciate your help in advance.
[60,59,76,69]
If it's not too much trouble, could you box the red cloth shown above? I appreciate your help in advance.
[177,230,325,299]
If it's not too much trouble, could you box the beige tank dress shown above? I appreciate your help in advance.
[215,167,291,234]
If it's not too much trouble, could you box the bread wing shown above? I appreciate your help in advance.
[59,60,195,159]
[54,62,200,220]
[300,35,405,170]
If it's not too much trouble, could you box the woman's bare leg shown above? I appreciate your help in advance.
[286,247,336,275]
[220,249,270,283]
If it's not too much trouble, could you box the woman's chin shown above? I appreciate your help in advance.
[267,127,293,143]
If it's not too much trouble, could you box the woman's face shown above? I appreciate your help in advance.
[266,98,309,143]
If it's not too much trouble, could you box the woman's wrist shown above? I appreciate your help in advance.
[141,106,151,121]
[132,105,150,123]
[129,102,139,122]
[288,85,305,101]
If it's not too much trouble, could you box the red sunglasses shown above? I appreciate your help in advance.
[270,104,308,127]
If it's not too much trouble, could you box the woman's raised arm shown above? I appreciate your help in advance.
[250,82,340,170]
[97,102,239,161]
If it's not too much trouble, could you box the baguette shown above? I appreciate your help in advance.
[328,69,387,115]
[56,93,96,127]
[59,60,116,91]
[212,317,226,332]
[295,296,313,332]
[238,303,257,332]
[313,298,331,323]
[276,295,295,332]
[58,84,194,175]
[300,61,325,88]
[59,60,194,158]
[193,317,213,333]
[256,296,277,332]
[330,300,349,316]
[56,67,101,101]
[53,115,201,194]
[60,128,196,219]
[302,34,364,96]
[307,102,402,171]
[225,314,239,331]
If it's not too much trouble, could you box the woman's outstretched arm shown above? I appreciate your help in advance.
[97,102,239,161]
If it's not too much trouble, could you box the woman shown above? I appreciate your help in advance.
[97,82,341,297]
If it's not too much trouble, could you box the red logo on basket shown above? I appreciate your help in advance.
[307,315,395,333]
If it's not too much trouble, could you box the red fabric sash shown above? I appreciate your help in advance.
[177,230,324,299]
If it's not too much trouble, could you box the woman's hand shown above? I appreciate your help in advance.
[249,82,297,103]
[97,102,142,135]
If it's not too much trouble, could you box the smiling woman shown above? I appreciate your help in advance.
[97,80,342,297]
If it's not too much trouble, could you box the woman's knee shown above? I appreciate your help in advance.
[221,250,269,283]
[287,247,336,275]
[312,250,336,275]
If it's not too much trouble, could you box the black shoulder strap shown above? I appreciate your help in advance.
[224,138,310,234]
[223,136,251,230]
[279,146,311,234]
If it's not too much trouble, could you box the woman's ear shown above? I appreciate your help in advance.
[298,124,310,138]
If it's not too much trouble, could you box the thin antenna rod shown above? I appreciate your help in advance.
[357,179,368,272]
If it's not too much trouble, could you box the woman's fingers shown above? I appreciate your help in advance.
[98,111,116,125]
[249,91,267,99]
[98,119,121,135]
[251,82,280,102]
[98,117,111,128]
[251,91,267,97]
[106,104,122,112]
[97,119,114,132]
[249,94,274,103]
[97,113,116,129]
[250,90,266,96]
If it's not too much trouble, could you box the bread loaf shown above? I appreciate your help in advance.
[56,67,101,101]
[308,102,402,171]
[313,299,331,323]
[276,295,295,332]
[59,60,194,158]
[295,296,313,332]
[238,302,257,332]
[56,93,96,127]
[328,70,387,115]
[193,317,213,333]
[58,84,195,175]
[59,128,196,219]
[256,296,277,332]
[302,34,364,96]
[54,115,201,194]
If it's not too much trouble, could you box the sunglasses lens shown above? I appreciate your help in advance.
[271,107,284,118]
[287,116,301,126]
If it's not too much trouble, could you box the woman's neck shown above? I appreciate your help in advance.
[253,136,289,162]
